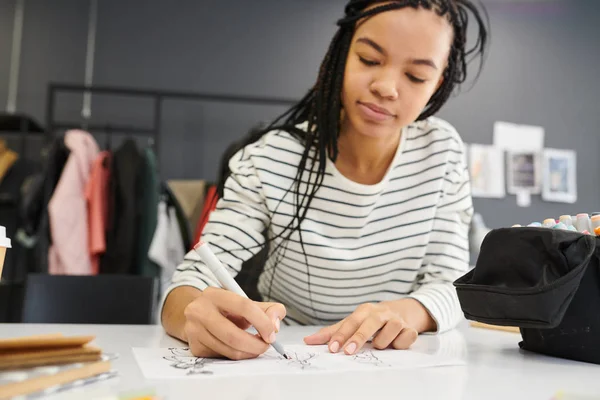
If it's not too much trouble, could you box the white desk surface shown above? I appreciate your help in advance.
[1,321,598,400]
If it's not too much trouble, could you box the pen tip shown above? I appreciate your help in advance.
[283,353,290,360]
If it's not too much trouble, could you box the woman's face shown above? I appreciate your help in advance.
[341,5,453,140]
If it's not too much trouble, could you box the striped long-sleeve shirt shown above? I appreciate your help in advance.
[164,116,473,332]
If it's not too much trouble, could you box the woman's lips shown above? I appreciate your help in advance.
[357,102,395,122]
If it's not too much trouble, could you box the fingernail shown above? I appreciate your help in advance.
[329,341,339,353]
[269,332,276,343]
[345,342,357,355]
[275,318,281,333]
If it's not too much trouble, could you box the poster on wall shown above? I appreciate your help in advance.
[493,121,545,152]
[468,144,506,198]
[506,151,542,195]
[542,148,577,204]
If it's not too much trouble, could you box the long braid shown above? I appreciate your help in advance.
[218,0,488,319]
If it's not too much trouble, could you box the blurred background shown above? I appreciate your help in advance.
[1,0,598,222]
[0,0,598,322]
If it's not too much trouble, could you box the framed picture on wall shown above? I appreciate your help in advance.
[506,151,542,195]
[468,144,506,198]
[542,148,577,204]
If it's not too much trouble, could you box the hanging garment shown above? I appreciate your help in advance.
[101,140,143,274]
[136,147,160,278]
[48,130,99,275]
[0,148,19,184]
[148,201,185,295]
[0,156,39,323]
[167,180,206,236]
[0,158,36,282]
[19,137,70,274]
[193,185,218,246]
[167,204,185,279]
[85,151,111,275]
[163,184,192,252]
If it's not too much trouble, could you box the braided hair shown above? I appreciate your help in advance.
[218,0,489,313]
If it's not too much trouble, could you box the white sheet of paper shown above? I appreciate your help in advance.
[132,345,464,379]
[516,191,531,207]
[468,144,506,198]
[493,121,544,152]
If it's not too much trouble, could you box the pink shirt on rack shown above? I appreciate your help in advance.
[48,130,99,275]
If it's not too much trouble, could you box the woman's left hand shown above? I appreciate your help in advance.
[303,301,420,355]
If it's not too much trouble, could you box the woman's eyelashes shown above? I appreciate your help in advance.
[406,74,426,84]
[358,56,427,84]
[358,56,380,66]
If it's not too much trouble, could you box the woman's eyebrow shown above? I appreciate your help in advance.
[409,58,438,70]
[356,37,386,56]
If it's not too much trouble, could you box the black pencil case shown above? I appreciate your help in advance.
[454,227,600,364]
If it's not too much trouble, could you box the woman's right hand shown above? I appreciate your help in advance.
[182,287,286,360]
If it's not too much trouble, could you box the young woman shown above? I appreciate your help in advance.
[162,0,488,360]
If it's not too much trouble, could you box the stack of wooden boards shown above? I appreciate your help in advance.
[0,333,112,399]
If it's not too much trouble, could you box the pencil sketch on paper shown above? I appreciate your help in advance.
[352,349,391,368]
[132,344,465,380]
[282,351,318,370]
[162,347,236,375]
[161,347,320,374]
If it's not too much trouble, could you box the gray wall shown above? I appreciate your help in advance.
[0,0,598,228]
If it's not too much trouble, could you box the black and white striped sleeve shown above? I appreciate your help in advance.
[162,145,270,301]
[408,135,473,333]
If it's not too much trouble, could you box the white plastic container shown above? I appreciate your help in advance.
[0,226,12,279]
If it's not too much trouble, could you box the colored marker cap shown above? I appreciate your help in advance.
[543,219,556,227]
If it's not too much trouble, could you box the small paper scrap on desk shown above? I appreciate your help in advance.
[132,345,464,379]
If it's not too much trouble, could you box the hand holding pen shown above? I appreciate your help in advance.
[179,242,288,360]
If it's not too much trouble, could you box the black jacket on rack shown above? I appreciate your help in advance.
[100,140,144,274]
[20,137,70,274]
[0,158,37,281]
[0,157,39,323]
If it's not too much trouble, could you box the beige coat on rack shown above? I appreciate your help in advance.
[166,180,206,231]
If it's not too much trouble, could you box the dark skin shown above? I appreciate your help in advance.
[162,5,454,360]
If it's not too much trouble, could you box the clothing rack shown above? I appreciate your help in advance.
[45,83,299,159]
[0,115,47,162]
